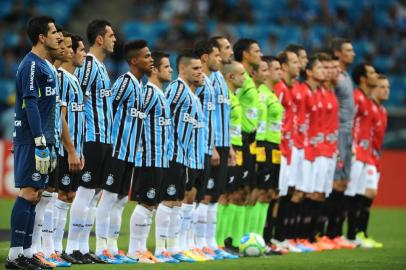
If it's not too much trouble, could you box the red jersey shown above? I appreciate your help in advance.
[274,80,296,162]
[371,103,387,171]
[319,88,339,158]
[291,82,308,149]
[352,88,380,164]
[302,83,318,161]
[314,88,325,157]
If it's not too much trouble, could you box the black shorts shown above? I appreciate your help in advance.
[241,132,257,189]
[131,167,164,205]
[79,142,113,189]
[225,146,244,194]
[206,147,230,198]
[185,155,212,201]
[257,142,280,190]
[56,153,81,192]
[161,160,186,201]
[102,157,133,196]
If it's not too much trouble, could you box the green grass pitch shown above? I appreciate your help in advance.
[0,198,406,270]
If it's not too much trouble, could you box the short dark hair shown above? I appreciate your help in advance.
[233,38,258,62]
[152,51,170,69]
[87,19,111,45]
[314,52,332,62]
[262,55,280,65]
[210,36,227,48]
[378,74,388,80]
[194,40,218,58]
[27,16,55,45]
[71,35,84,53]
[304,56,320,79]
[55,24,64,33]
[331,37,352,52]
[352,63,370,85]
[176,48,199,72]
[285,44,305,55]
[124,39,148,63]
[62,31,72,39]
[277,50,295,65]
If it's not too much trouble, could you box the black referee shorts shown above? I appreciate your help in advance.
[225,145,244,194]
[241,132,257,189]
[257,142,280,190]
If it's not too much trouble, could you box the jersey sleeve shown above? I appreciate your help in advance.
[75,56,97,96]
[21,61,40,99]
[58,71,68,107]
[165,81,185,113]
[111,75,132,114]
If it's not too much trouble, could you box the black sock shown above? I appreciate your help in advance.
[301,198,313,240]
[263,199,276,243]
[358,196,373,237]
[326,190,344,238]
[309,200,323,242]
[346,195,362,240]
[288,201,301,239]
[275,196,290,241]
[316,201,328,236]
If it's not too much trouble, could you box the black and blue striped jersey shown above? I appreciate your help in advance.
[165,78,197,167]
[58,67,86,157]
[187,93,205,169]
[210,71,231,147]
[134,82,171,168]
[75,53,112,144]
[44,60,61,148]
[195,74,216,156]
[110,72,145,163]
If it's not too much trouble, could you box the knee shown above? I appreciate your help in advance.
[291,191,304,202]
[364,189,377,199]
[19,187,40,203]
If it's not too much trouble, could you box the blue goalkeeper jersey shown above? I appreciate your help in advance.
[111,71,145,163]
[58,67,86,157]
[14,52,57,145]
[75,53,112,144]
[210,71,230,147]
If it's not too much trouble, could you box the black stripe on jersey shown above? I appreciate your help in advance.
[219,97,225,144]
[180,102,193,148]
[80,56,93,93]
[113,75,131,115]
[171,82,185,107]
[91,79,100,141]
[57,70,64,96]
[114,100,129,158]
[143,85,154,109]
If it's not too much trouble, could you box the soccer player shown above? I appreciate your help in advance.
[52,34,87,265]
[258,56,284,251]
[215,61,246,253]
[156,49,202,262]
[66,19,116,263]
[233,38,262,239]
[271,49,301,252]
[326,38,356,247]
[285,44,308,81]
[127,49,172,263]
[355,74,389,248]
[345,63,379,246]
[6,16,59,270]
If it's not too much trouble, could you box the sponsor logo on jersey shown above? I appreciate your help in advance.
[71,102,85,112]
[100,89,112,98]
[29,61,36,91]
[130,108,146,119]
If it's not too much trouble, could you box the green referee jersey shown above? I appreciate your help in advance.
[261,84,284,144]
[229,90,243,146]
[236,72,259,134]
[256,84,272,141]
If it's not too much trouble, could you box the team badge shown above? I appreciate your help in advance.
[207,178,215,189]
[167,185,176,196]
[32,173,41,182]
[82,171,91,182]
[147,188,156,199]
[106,174,114,186]
[61,175,70,186]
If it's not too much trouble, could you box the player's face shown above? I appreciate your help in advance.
[185,59,203,87]
[298,49,308,71]
[376,78,390,101]
[365,65,378,88]
[321,60,331,82]
[247,43,263,67]
[50,32,65,61]
[231,63,246,88]
[269,60,282,83]
[254,61,269,84]
[287,52,300,78]
[340,43,355,65]
[157,57,173,82]
[102,26,116,54]
[43,23,59,50]
[218,38,233,64]
[73,41,86,67]
[208,47,222,72]
[331,60,341,81]
[63,37,73,62]
[311,60,324,82]
[136,47,153,74]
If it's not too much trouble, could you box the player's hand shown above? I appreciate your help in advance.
[68,150,82,173]
[50,147,57,172]
[80,155,85,170]
[228,147,236,167]
[211,147,220,167]
[34,135,50,174]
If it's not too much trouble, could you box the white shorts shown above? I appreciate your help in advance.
[324,156,337,197]
[278,155,291,196]
[345,161,377,196]
[364,166,379,191]
[289,147,304,188]
[312,156,336,195]
[296,159,315,193]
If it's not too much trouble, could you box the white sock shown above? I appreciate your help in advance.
[31,191,53,253]
[195,203,208,248]
[23,248,33,258]
[207,203,218,250]
[79,190,100,254]
[107,195,128,255]
[188,203,197,249]
[95,190,117,254]
[42,208,55,257]
[53,199,70,253]
[129,204,152,254]
[155,203,171,255]
[66,187,95,254]
[180,203,193,251]
[167,206,181,254]
[8,247,23,260]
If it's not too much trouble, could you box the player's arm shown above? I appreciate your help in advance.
[111,76,131,115]
[22,64,50,174]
